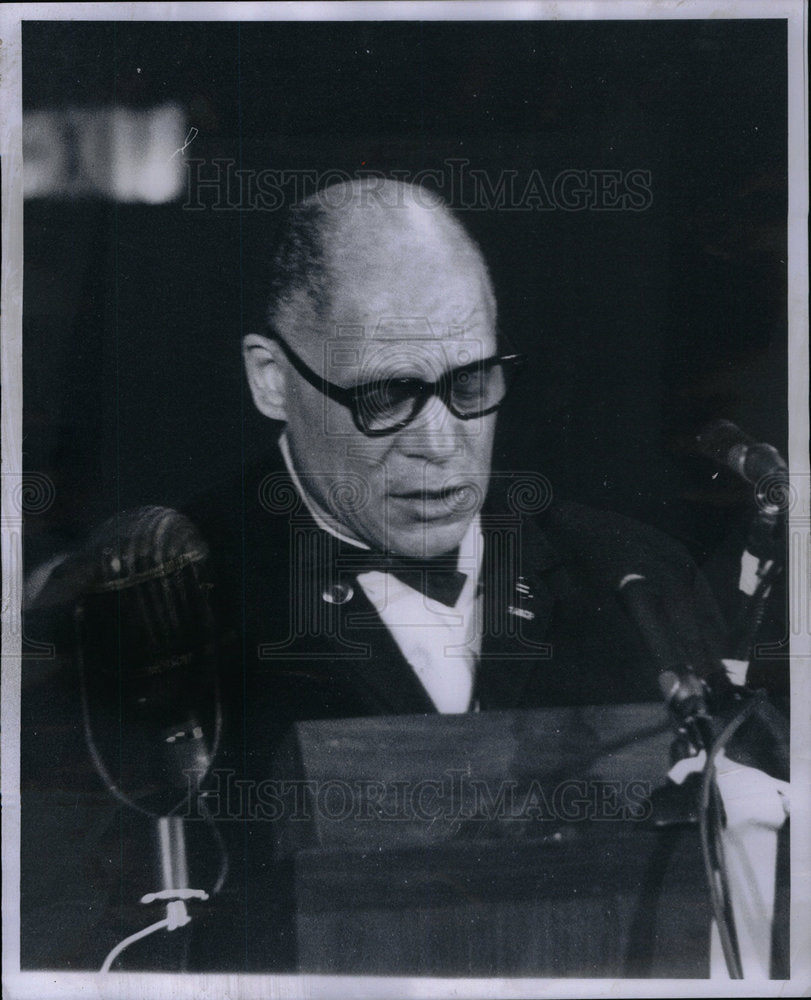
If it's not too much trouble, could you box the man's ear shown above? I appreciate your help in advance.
[242,334,288,421]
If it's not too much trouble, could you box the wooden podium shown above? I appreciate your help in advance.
[270,703,712,977]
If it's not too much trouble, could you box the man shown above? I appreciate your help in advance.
[239,176,504,715]
[193,177,724,733]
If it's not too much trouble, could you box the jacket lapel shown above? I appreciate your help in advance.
[333,586,438,715]
[475,510,569,710]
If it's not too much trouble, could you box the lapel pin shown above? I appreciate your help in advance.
[507,605,535,621]
[322,583,354,605]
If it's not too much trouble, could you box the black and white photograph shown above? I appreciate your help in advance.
[1,2,808,997]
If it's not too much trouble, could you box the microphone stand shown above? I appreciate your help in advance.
[649,430,790,978]
[99,816,209,974]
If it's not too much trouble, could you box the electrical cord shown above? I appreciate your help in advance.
[100,915,173,973]
[199,794,230,896]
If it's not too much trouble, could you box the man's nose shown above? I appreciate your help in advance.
[399,395,464,460]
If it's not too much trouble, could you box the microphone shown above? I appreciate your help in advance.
[74,505,221,816]
[695,420,788,489]
[696,420,787,664]
[73,506,223,968]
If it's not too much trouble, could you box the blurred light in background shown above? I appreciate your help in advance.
[23,103,187,203]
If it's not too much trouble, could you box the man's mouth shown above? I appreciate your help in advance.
[392,488,451,500]
[389,485,479,518]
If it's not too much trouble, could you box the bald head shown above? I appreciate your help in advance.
[266,179,496,346]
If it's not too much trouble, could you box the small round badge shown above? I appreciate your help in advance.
[321,583,354,605]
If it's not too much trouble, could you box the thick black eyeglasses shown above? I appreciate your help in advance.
[271,331,526,437]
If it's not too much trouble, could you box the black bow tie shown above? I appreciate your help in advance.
[336,544,468,607]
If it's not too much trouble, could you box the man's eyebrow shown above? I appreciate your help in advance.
[352,355,490,391]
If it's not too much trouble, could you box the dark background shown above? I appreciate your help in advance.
[22,19,788,650]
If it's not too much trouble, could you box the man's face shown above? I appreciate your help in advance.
[281,258,498,558]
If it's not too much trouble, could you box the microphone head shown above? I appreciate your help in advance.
[78,505,213,680]
[695,419,753,478]
[695,419,787,486]
[75,506,220,811]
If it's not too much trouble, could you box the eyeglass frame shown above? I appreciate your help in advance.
[268,328,527,437]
